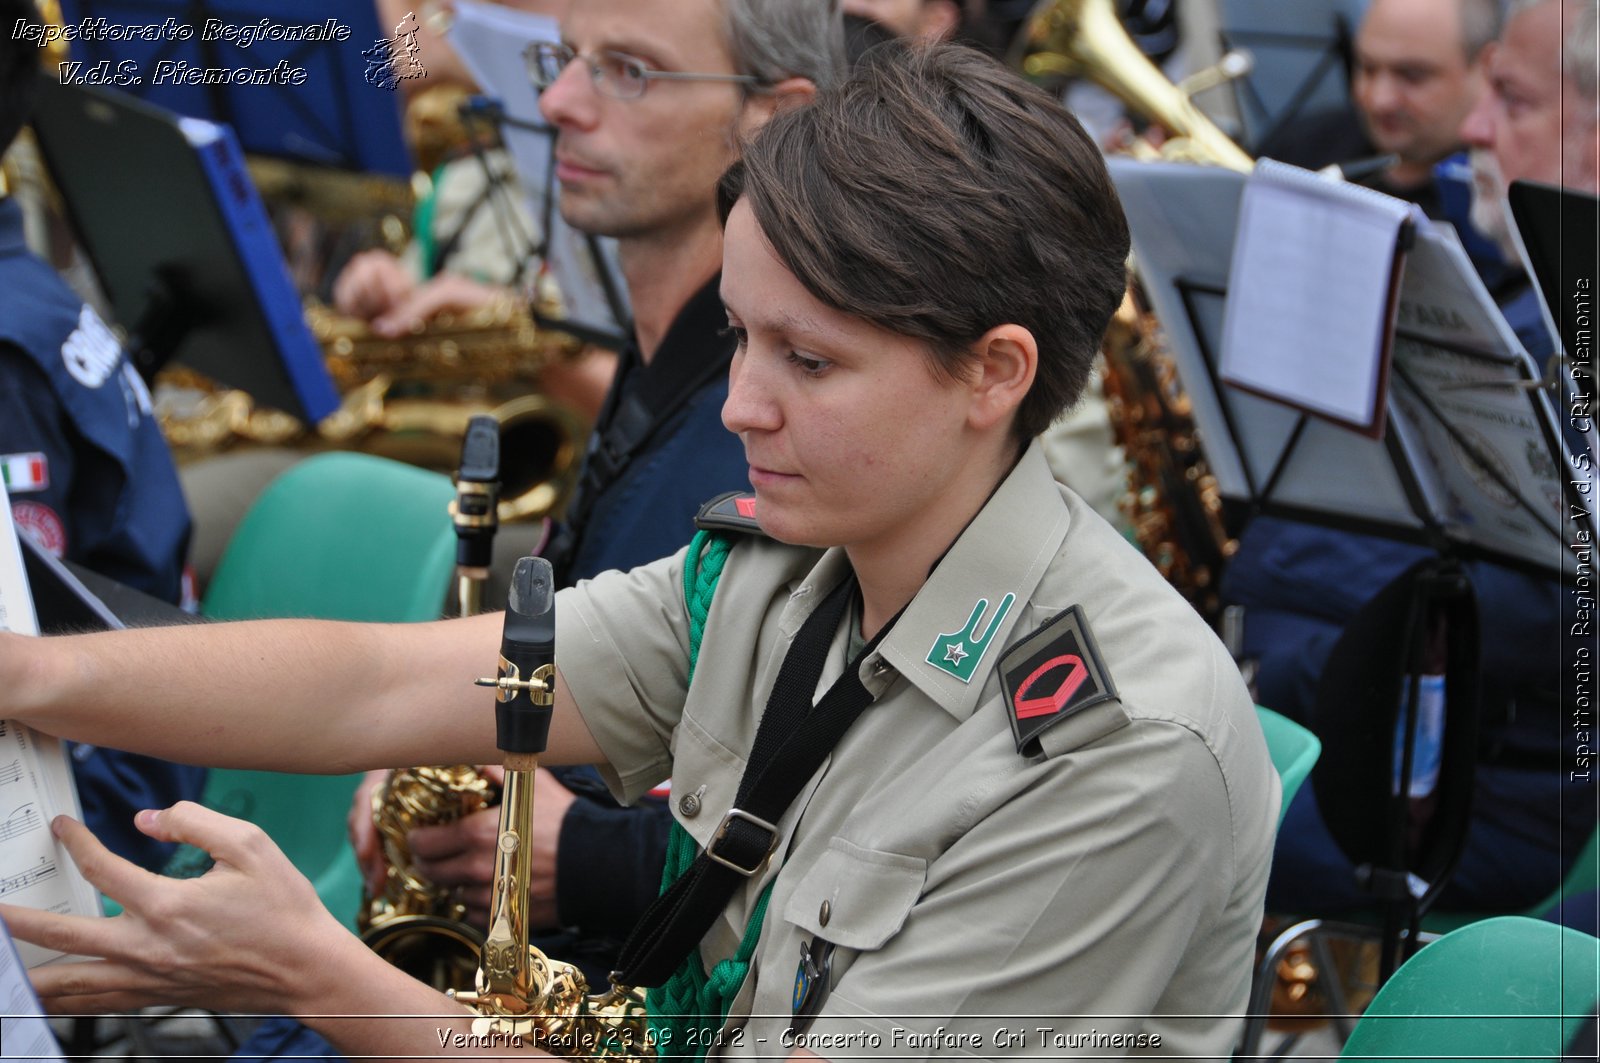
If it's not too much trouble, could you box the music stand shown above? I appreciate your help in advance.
[1509,179,1600,413]
[1111,157,1579,989]
[19,535,200,635]
[29,79,338,424]
[56,0,410,175]
[447,0,632,349]
[1217,0,1367,154]
[1109,159,1579,575]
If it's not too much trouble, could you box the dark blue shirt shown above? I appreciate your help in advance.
[562,273,747,583]
[551,273,746,976]
[0,197,191,601]
[0,196,202,872]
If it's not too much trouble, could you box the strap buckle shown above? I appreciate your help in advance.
[706,808,778,877]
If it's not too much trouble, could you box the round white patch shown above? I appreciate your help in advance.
[61,305,123,388]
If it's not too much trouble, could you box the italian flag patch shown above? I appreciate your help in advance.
[0,452,49,493]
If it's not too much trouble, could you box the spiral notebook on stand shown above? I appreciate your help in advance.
[1220,158,1425,438]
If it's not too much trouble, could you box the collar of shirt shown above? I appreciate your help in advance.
[779,440,1071,721]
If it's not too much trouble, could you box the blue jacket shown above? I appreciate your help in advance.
[0,197,191,601]
[0,196,203,871]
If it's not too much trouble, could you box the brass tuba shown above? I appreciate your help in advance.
[1014,0,1247,621]
[1013,0,1252,172]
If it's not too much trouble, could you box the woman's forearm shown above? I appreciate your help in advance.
[5,614,506,773]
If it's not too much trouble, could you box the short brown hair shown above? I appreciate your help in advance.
[718,40,1130,441]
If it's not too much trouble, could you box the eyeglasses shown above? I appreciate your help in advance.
[524,41,761,100]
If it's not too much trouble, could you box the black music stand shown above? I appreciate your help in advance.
[1108,159,1579,575]
[19,534,200,634]
[1110,159,1581,1047]
[29,79,338,423]
[56,0,410,175]
[1218,0,1365,155]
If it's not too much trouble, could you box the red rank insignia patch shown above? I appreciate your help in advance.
[999,605,1117,755]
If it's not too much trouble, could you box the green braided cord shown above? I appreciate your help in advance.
[646,862,773,1061]
[647,529,768,1060]
[682,529,732,685]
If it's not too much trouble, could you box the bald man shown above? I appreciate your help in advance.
[1351,0,1496,199]
[1262,0,1497,216]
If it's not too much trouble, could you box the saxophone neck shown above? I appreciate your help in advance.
[478,759,541,1004]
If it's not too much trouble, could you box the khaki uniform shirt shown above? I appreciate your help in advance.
[558,442,1278,1060]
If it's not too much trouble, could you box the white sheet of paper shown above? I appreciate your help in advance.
[1221,158,1423,430]
[0,913,63,1060]
[0,481,102,967]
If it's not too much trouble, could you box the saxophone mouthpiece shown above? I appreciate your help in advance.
[491,557,556,754]
[508,556,554,619]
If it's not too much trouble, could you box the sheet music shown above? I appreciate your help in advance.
[1107,159,1252,496]
[1385,223,1572,567]
[449,0,632,345]
[1110,159,1572,575]
[0,914,63,1060]
[1221,159,1425,433]
[0,482,102,968]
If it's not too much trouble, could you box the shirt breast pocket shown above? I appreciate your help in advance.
[782,837,925,949]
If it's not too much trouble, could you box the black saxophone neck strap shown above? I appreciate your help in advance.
[613,572,899,989]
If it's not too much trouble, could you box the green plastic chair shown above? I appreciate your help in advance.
[1338,916,1600,1060]
[201,451,457,623]
[157,453,457,929]
[1256,704,1321,826]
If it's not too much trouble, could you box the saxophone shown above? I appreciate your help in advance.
[359,424,652,1058]
[452,557,653,1059]
[358,415,504,990]
[1013,0,1248,622]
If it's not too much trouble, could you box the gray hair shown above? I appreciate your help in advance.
[722,0,846,91]
[1460,0,1503,59]
[1506,0,1598,100]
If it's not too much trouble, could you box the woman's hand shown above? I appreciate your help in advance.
[1,803,369,1017]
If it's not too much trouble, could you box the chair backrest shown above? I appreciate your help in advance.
[202,452,457,623]
[1340,916,1600,1060]
[191,453,456,929]
[1256,705,1321,825]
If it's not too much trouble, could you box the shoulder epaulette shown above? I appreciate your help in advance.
[694,491,767,535]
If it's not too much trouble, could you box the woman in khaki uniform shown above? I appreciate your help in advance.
[1,41,1275,1060]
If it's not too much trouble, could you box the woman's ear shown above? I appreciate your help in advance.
[965,324,1037,433]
